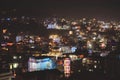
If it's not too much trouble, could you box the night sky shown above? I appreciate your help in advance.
[0,0,120,20]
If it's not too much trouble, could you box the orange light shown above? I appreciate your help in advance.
[3,29,7,33]
[7,42,13,46]
[80,55,84,58]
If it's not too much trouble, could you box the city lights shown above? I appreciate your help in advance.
[13,63,19,68]
[0,0,120,80]
[0,11,120,80]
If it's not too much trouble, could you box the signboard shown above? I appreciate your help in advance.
[64,58,71,77]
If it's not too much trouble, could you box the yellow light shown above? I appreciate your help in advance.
[3,29,7,33]
[13,63,19,68]
[49,34,58,39]
[2,47,8,51]
[69,31,73,35]
[10,64,13,69]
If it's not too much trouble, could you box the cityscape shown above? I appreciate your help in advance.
[0,0,120,80]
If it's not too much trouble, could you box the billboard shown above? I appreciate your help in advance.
[28,57,56,72]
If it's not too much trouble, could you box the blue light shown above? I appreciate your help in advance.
[6,18,11,21]
[41,58,50,62]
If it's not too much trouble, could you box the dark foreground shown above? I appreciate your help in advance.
[13,69,120,80]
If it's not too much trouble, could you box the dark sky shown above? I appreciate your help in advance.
[0,0,120,20]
